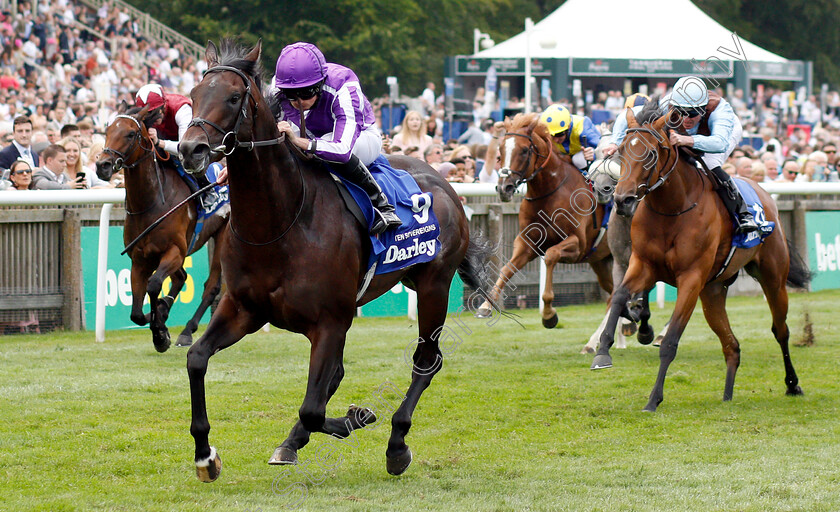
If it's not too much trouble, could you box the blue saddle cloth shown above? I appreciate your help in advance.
[173,160,230,253]
[329,155,440,275]
[731,177,775,249]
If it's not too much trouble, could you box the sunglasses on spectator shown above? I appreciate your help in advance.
[281,85,321,101]
[13,169,32,174]
[675,107,705,118]
[824,149,836,154]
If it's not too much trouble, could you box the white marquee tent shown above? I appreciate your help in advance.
[474,0,788,63]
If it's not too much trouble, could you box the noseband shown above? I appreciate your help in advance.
[102,114,155,170]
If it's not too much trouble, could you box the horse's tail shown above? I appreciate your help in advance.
[457,229,496,293]
[786,238,813,289]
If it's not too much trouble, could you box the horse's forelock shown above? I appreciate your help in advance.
[636,94,663,125]
[216,38,264,89]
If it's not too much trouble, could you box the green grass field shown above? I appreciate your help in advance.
[2,289,839,512]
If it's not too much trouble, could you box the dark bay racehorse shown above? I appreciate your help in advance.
[96,105,228,352]
[476,113,613,328]
[592,105,809,411]
[178,39,494,481]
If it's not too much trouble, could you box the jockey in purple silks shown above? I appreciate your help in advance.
[274,41,402,235]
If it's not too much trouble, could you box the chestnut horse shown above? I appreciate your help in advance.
[592,104,809,411]
[476,113,613,328]
[96,105,228,352]
[178,40,494,481]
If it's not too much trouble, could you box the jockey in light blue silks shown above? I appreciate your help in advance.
[273,42,402,235]
[604,76,758,234]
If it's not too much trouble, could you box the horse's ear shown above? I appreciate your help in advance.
[117,100,129,114]
[205,40,219,68]
[245,39,262,63]
[626,107,640,129]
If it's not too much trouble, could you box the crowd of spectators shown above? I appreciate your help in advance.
[1,0,839,192]
[375,83,840,187]
[0,0,202,190]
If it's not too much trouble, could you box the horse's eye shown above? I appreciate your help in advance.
[230,94,240,104]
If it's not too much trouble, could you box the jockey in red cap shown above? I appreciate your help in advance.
[135,84,222,212]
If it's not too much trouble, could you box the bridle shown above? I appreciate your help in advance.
[188,65,287,155]
[189,63,305,246]
[622,126,680,201]
[102,114,155,170]
[621,126,703,216]
[103,114,166,215]
[497,132,563,201]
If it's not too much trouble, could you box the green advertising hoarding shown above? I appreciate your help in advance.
[80,226,211,331]
[569,58,734,77]
[81,226,464,328]
[806,211,840,291]
[360,274,464,317]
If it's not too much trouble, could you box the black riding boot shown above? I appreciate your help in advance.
[194,173,221,212]
[709,166,758,234]
[336,155,402,235]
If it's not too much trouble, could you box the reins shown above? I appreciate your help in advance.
[191,63,306,246]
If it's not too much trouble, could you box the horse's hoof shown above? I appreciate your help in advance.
[153,329,171,353]
[591,354,612,370]
[268,446,298,465]
[348,405,377,428]
[542,313,559,329]
[580,345,596,355]
[621,321,637,337]
[195,447,222,482]
[175,333,193,347]
[474,306,492,319]
[642,402,659,413]
[637,325,654,345]
[786,385,804,396]
[652,335,664,347]
[386,447,412,476]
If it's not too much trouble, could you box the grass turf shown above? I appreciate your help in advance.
[1,289,838,511]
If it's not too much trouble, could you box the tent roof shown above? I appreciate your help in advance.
[474,0,787,63]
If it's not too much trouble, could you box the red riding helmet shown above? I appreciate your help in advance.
[135,84,166,110]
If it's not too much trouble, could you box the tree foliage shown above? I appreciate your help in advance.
[126,0,840,96]
[695,0,840,86]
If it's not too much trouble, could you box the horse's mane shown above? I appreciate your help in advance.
[636,94,663,125]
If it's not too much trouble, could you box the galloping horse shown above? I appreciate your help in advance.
[581,135,659,355]
[178,39,494,481]
[96,105,228,352]
[476,113,613,328]
[592,104,809,411]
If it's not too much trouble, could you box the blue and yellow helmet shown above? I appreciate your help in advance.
[539,105,571,136]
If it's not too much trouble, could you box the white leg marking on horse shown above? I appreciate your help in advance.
[195,446,217,467]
